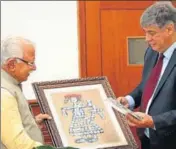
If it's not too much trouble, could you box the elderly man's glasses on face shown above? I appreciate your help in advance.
[14,57,35,67]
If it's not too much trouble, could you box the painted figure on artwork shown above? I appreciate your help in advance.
[61,94,105,143]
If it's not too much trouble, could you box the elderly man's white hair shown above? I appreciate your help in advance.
[1,36,35,65]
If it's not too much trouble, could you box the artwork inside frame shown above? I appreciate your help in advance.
[32,76,138,149]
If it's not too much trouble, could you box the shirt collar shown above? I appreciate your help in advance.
[163,42,176,60]
[1,69,20,86]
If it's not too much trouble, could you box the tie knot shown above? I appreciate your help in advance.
[159,53,164,60]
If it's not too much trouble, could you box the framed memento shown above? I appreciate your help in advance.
[32,76,138,149]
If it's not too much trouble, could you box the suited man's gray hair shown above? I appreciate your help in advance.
[140,1,176,30]
[1,36,35,65]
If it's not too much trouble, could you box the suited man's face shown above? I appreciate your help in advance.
[143,23,175,53]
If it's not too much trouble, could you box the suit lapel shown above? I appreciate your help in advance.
[152,49,176,100]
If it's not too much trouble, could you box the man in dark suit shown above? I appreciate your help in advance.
[117,2,176,149]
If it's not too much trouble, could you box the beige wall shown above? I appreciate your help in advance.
[1,1,79,99]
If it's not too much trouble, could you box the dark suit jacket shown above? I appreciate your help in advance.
[129,47,176,149]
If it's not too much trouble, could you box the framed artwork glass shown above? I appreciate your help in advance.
[32,76,138,149]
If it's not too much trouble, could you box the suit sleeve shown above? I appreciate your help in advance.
[129,82,143,108]
[153,110,176,129]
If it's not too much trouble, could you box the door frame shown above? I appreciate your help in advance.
[77,1,87,77]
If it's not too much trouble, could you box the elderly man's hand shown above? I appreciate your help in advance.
[35,114,52,129]
[126,112,154,128]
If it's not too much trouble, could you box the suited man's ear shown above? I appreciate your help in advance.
[166,23,175,36]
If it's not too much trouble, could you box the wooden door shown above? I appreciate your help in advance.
[101,8,147,96]
[78,1,156,97]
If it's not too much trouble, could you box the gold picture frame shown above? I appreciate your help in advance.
[32,76,138,149]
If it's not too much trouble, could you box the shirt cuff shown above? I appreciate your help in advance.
[125,95,135,110]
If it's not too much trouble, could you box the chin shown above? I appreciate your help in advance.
[151,46,160,52]
[152,48,158,51]
[152,47,158,51]
[21,78,28,82]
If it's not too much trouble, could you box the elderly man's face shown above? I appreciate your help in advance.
[12,43,36,82]
[143,24,174,52]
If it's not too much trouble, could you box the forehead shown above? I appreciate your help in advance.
[143,25,161,32]
[22,43,35,59]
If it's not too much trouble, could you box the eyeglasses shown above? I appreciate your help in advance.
[14,57,35,67]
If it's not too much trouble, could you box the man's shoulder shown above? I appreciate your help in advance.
[1,87,16,98]
[1,77,19,96]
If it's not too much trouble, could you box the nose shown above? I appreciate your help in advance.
[32,64,37,70]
